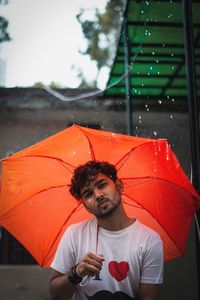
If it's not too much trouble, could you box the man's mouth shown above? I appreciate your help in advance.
[97,198,110,209]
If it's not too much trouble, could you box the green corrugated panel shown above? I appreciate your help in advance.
[104,0,200,100]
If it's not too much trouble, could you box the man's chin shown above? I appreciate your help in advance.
[96,203,120,219]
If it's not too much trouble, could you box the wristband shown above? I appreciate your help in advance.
[67,264,82,285]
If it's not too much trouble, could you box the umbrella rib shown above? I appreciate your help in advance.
[123,194,185,258]
[77,126,96,160]
[0,184,70,219]
[6,155,77,172]
[121,176,200,202]
[115,142,153,171]
[41,201,83,267]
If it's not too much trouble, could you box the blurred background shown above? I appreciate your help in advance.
[0,0,199,299]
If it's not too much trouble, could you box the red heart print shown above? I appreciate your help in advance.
[108,261,129,281]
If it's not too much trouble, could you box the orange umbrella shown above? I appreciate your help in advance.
[0,124,199,267]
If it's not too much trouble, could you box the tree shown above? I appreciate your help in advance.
[0,0,11,44]
[76,0,124,87]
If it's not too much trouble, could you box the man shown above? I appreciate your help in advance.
[49,161,163,300]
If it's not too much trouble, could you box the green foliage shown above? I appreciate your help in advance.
[33,81,45,88]
[76,0,124,86]
[49,81,61,89]
[33,81,62,89]
[0,0,11,44]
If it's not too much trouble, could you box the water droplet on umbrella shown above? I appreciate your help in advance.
[166,143,170,160]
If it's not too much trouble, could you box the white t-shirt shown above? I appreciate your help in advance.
[51,218,163,300]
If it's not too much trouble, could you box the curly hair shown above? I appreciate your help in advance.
[69,161,118,200]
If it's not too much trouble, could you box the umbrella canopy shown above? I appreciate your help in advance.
[0,124,199,267]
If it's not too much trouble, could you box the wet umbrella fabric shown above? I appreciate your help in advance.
[0,125,199,267]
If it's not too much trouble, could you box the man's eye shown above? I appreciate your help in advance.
[84,191,93,199]
[98,182,107,189]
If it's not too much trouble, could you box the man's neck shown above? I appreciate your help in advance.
[96,206,135,231]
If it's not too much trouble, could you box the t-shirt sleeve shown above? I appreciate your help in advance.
[140,237,164,284]
[50,227,75,275]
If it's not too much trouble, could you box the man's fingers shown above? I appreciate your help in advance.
[76,252,104,277]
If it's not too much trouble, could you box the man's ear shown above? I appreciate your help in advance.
[116,178,124,194]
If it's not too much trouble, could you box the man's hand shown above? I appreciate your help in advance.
[76,252,105,277]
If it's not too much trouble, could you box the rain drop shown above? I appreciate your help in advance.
[153,131,157,136]
[141,10,144,14]
[157,71,160,75]
[156,60,159,63]
[165,143,170,161]
[150,66,153,70]
[171,98,175,102]
[170,115,173,119]
[152,52,155,55]
[158,100,162,104]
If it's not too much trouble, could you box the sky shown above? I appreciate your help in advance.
[0,0,109,89]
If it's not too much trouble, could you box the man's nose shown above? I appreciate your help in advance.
[94,189,104,201]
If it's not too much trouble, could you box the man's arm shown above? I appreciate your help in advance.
[49,252,104,300]
[139,283,161,300]
[49,270,75,300]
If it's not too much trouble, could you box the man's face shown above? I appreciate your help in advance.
[80,173,123,219]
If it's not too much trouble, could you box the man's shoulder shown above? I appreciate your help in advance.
[66,217,95,233]
[134,220,162,243]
